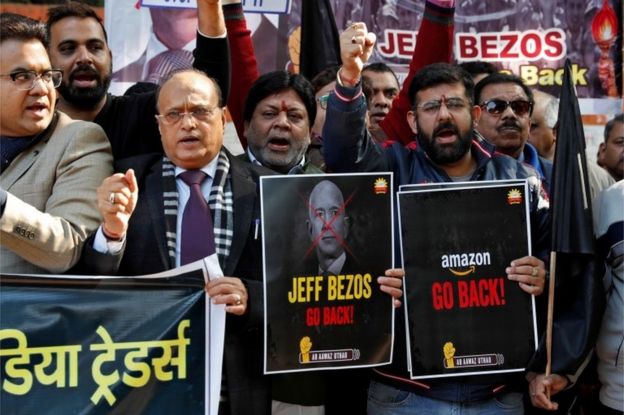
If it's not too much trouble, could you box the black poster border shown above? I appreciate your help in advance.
[260,172,395,374]
[398,180,538,380]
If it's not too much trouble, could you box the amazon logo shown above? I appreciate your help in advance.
[441,252,491,276]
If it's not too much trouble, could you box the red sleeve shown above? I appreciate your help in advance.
[379,1,455,146]
[224,3,260,149]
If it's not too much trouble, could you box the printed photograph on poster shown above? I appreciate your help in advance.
[398,181,537,380]
[261,173,394,374]
[105,0,286,92]
[0,263,224,415]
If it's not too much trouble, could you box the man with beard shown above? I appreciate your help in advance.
[474,73,553,193]
[45,0,229,160]
[323,23,551,414]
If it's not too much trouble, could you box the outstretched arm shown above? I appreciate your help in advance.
[380,0,455,145]
[194,0,231,104]
[323,23,382,173]
[223,0,260,147]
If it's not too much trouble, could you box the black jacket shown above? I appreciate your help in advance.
[323,81,552,401]
[78,151,273,415]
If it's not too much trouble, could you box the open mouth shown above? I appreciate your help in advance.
[434,126,459,144]
[267,138,290,152]
[71,70,99,88]
[25,102,49,117]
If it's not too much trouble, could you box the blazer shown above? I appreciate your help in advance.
[111,50,147,82]
[79,150,274,415]
[0,111,113,274]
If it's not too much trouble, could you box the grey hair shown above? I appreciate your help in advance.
[544,97,559,129]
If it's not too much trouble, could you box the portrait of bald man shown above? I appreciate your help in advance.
[306,179,352,276]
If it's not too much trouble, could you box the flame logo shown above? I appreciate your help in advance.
[507,189,523,205]
[592,0,618,45]
[374,178,389,194]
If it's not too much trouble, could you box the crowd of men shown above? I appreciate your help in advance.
[0,0,622,414]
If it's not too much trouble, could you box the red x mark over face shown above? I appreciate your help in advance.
[304,189,356,261]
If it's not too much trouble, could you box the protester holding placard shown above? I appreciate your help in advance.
[77,69,274,415]
[323,20,551,413]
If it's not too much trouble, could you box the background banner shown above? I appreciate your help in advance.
[398,181,537,379]
[0,264,224,415]
[261,173,394,373]
[1,0,618,152]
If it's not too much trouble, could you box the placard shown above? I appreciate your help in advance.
[398,181,537,379]
[261,173,394,373]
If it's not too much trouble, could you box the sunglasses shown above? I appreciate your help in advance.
[479,99,533,117]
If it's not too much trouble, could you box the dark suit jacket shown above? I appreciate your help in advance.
[79,150,273,415]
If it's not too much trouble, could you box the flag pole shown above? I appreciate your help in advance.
[545,251,557,398]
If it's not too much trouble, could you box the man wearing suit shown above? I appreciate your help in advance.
[0,13,112,274]
[306,180,354,276]
[80,69,272,415]
[112,7,198,84]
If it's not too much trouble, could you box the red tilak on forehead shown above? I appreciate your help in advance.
[280,100,288,112]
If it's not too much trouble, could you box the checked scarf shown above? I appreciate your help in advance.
[161,150,233,269]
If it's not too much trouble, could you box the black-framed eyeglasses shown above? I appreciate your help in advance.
[317,93,331,110]
[0,70,63,90]
[479,99,533,117]
[155,106,219,125]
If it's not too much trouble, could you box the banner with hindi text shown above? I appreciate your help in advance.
[0,262,225,415]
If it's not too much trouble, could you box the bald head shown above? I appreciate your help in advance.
[307,180,349,266]
[156,70,225,169]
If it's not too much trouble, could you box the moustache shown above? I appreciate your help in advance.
[498,119,521,131]
[433,122,460,137]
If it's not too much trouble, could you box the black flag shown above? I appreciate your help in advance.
[299,0,341,80]
[534,59,604,375]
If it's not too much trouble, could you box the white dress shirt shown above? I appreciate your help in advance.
[93,156,219,267]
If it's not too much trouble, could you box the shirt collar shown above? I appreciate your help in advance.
[246,148,306,174]
[174,154,219,180]
[320,252,347,275]
[521,143,545,179]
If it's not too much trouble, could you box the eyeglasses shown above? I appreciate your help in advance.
[0,70,63,90]
[416,96,469,115]
[479,99,533,117]
[155,107,219,125]
[317,93,331,110]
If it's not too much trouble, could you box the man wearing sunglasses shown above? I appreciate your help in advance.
[0,13,112,274]
[474,73,553,194]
